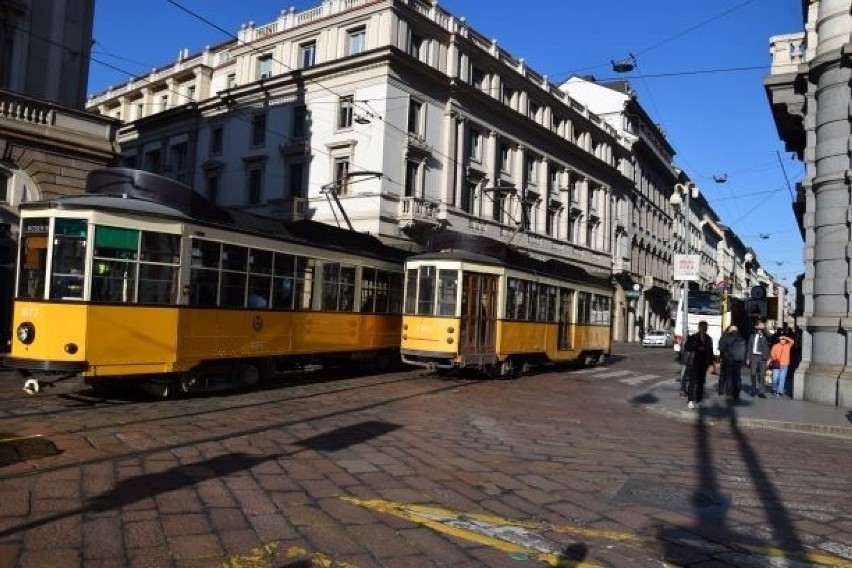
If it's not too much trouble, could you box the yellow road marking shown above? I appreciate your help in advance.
[221,543,360,568]
[341,497,852,568]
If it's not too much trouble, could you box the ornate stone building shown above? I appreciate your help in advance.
[765,0,851,407]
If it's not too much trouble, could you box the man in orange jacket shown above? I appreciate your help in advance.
[769,333,795,398]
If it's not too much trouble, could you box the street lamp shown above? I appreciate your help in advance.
[670,182,697,351]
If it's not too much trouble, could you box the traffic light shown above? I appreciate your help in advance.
[745,300,768,318]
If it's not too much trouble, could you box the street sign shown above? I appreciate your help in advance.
[673,254,700,281]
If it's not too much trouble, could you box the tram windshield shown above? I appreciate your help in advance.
[17,218,50,299]
[50,218,87,300]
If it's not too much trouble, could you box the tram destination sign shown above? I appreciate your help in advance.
[674,254,700,281]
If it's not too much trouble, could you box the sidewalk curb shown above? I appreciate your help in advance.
[639,404,852,440]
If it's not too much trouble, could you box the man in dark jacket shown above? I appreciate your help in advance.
[683,320,716,409]
[745,320,770,398]
[718,325,745,400]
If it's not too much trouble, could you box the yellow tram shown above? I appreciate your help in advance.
[400,234,612,376]
[5,168,406,396]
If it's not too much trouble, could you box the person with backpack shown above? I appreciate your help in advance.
[718,324,746,401]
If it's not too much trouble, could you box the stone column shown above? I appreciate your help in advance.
[799,0,852,406]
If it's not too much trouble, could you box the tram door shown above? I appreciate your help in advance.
[459,272,497,355]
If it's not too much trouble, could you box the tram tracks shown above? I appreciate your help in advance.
[0,371,481,479]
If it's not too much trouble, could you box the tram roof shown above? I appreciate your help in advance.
[19,169,410,264]
[411,232,610,289]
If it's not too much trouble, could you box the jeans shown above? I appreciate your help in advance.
[772,366,789,396]
[687,365,708,403]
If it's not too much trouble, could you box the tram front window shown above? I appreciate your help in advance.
[17,218,49,299]
[50,218,87,300]
[437,270,458,316]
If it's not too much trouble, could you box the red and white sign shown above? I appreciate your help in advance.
[674,254,700,281]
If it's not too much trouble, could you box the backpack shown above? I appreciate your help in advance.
[731,337,746,362]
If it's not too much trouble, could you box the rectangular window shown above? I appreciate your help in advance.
[502,87,514,107]
[272,254,314,310]
[321,262,356,311]
[159,94,168,111]
[404,268,418,314]
[50,218,88,300]
[17,218,49,299]
[0,171,7,202]
[257,54,273,80]
[493,193,506,223]
[577,291,591,324]
[526,156,537,185]
[210,126,223,155]
[334,157,350,195]
[251,113,266,146]
[416,265,435,315]
[461,180,476,214]
[409,34,423,59]
[347,27,366,55]
[292,105,307,138]
[499,143,511,173]
[226,73,236,89]
[143,149,161,173]
[205,175,219,204]
[529,101,539,121]
[248,167,263,205]
[404,160,419,197]
[135,103,143,119]
[289,163,304,197]
[437,270,458,316]
[186,85,196,101]
[168,142,188,183]
[299,41,316,69]
[468,129,481,161]
[338,95,353,129]
[471,67,485,91]
[408,100,423,134]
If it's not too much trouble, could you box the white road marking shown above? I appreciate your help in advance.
[618,374,659,385]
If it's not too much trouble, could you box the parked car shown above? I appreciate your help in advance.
[642,329,673,348]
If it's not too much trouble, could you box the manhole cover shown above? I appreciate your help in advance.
[612,479,724,512]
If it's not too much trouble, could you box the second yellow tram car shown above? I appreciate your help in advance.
[400,234,612,376]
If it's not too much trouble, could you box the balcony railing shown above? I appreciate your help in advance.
[268,196,309,221]
[769,32,806,75]
[398,196,438,228]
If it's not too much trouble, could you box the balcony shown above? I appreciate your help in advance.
[398,196,439,230]
[405,132,431,155]
[764,32,807,157]
[268,196,309,221]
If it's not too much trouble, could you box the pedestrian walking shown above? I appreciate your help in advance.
[769,333,795,398]
[718,325,745,400]
[745,320,770,398]
[682,320,716,409]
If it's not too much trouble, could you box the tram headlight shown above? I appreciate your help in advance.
[16,322,35,345]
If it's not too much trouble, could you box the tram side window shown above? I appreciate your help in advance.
[546,285,558,322]
[576,291,592,324]
[247,249,272,308]
[50,218,87,300]
[417,266,436,315]
[361,268,377,312]
[272,253,296,309]
[528,282,540,321]
[592,294,611,325]
[92,226,138,303]
[321,262,356,311]
[437,269,458,316]
[506,278,528,320]
[220,244,248,307]
[138,231,180,304]
[388,272,403,314]
[404,268,418,314]
[189,239,220,306]
[17,218,49,299]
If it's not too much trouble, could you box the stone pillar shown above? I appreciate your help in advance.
[799,0,852,406]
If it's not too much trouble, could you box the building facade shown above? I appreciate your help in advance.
[0,0,117,353]
[765,0,851,407]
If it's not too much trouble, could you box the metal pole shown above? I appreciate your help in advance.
[681,186,689,347]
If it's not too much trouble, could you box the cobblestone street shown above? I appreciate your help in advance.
[0,345,850,567]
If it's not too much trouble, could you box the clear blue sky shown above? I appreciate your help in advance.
[88,0,805,289]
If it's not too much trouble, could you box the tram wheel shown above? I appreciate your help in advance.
[498,357,514,378]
